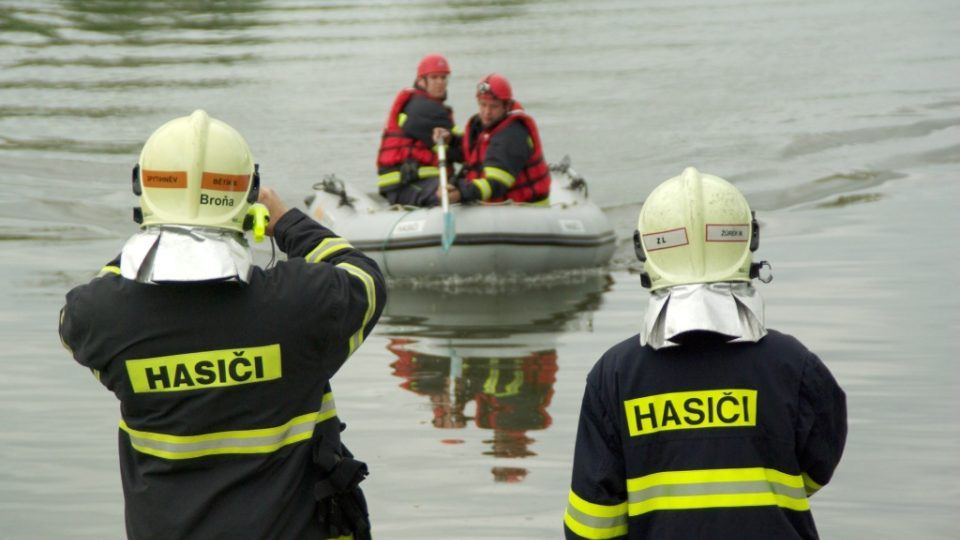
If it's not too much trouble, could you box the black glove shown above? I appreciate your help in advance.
[315,441,371,539]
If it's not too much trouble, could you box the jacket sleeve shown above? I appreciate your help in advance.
[58,253,124,379]
[458,122,532,202]
[565,370,629,540]
[274,209,387,363]
[795,352,848,496]
[402,96,455,147]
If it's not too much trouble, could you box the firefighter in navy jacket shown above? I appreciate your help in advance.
[564,167,846,540]
[59,110,386,540]
[439,74,551,205]
[376,53,463,207]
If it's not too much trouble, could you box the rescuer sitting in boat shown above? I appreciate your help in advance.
[377,53,463,207]
[439,73,551,205]
[564,167,847,540]
[59,110,386,540]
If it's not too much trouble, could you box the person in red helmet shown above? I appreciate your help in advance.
[377,53,463,207]
[439,73,551,205]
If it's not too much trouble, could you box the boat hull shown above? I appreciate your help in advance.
[306,172,615,279]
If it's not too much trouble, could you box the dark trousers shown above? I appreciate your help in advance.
[381,176,440,207]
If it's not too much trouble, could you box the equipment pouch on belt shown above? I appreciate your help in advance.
[314,436,372,540]
[400,160,419,186]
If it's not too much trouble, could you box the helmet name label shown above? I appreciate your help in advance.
[200,193,236,207]
[642,227,688,252]
[706,224,749,242]
[125,344,282,393]
[624,389,757,436]
[142,170,187,189]
[201,172,250,192]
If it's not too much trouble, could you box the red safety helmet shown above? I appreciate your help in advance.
[416,53,450,78]
[476,73,512,102]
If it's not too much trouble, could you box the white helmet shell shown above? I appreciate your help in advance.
[638,167,754,291]
[137,110,256,233]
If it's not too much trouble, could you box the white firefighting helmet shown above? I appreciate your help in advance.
[634,167,765,291]
[133,109,259,233]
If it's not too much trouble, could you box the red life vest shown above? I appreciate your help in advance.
[462,102,551,203]
[377,88,444,172]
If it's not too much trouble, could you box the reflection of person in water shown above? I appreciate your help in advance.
[388,339,557,475]
[389,338,469,428]
[474,352,557,457]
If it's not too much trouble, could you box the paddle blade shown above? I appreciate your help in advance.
[441,211,456,252]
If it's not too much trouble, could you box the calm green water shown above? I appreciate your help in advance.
[1,1,958,538]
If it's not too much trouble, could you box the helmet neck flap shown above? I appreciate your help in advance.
[640,282,766,350]
[121,225,252,284]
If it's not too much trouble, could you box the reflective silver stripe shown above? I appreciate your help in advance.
[335,262,377,355]
[564,490,628,539]
[120,393,337,460]
[628,479,807,503]
[564,504,628,531]
[306,237,353,263]
[625,467,810,515]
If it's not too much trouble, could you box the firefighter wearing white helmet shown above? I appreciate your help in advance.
[564,167,846,540]
[60,110,386,539]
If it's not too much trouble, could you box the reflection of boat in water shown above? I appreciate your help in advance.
[304,158,616,279]
[381,271,612,340]
[389,339,557,481]
[381,272,612,482]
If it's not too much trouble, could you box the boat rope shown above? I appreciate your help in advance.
[549,155,589,198]
[312,174,357,209]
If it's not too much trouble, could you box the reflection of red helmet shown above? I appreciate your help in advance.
[417,53,450,78]
[492,466,528,483]
[476,73,512,102]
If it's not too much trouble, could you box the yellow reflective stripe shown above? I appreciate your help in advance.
[483,367,524,397]
[626,467,809,516]
[120,393,337,460]
[397,112,408,127]
[92,368,101,382]
[802,472,823,496]
[306,237,354,263]
[483,166,515,188]
[335,262,376,355]
[418,166,439,178]
[378,171,401,188]
[58,309,74,354]
[98,265,120,277]
[524,197,550,207]
[452,124,463,136]
[527,135,534,149]
[378,167,438,188]
[474,178,493,200]
[564,490,628,539]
